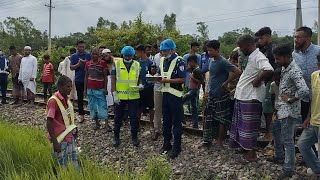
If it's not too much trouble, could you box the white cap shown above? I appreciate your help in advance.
[24,46,32,50]
[102,49,111,54]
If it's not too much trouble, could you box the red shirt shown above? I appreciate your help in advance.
[46,92,72,142]
[85,60,107,89]
[42,63,54,83]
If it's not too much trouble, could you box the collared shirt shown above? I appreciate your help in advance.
[277,60,309,120]
[0,55,9,74]
[310,70,320,126]
[47,91,73,143]
[153,52,162,91]
[234,48,274,102]
[200,52,210,73]
[9,53,23,75]
[293,43,320,101]
[70,52,91,82]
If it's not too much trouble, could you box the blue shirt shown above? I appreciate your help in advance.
[139,58,153,88]
[293,43,320,101]
[200,52,210,73]
[0,54,9,74]
[70,52,91,82]
[208,56,235,98]
[183,53,201,88]
[160,53,186,91]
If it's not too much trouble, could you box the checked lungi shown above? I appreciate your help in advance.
[229,99,262,150]
[203,94,232,142]
[53,137,79,170]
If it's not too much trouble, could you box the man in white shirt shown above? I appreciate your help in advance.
[229,35,274,162]
[18,46,38,106]
[62,48,77,100]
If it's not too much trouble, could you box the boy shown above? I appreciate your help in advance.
[84,48,110,131]
[272,44,309,178]
[298,54,320,177]
[42,54,54,103]
[182,54,204,129]
[46,75,79,169]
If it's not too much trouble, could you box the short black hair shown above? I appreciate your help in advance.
[76,40,85,46]
[206,40,220,50]
[145,44,153,49]
[187,54,198,63]
[70,47,76,54]
[296,26,312,38]
[60,56,65,60]
[57,75,72,89]
[135,44,146,52]
[43,54,50,60]
[237,34,255,46]
[9,45,16,50]
[272,44,292,57]
[255,27,272,37]
[190,41,200,48]
[99,46,106,49]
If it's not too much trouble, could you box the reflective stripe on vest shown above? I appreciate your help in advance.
[46,95,76,143]
[160,56,183,97]
[115,58,140,100]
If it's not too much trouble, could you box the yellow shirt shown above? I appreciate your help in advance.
[310,70,320,126]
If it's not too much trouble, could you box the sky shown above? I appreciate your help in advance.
[0,0,318,39]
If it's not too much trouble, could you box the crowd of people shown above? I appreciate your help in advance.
[1,25,320,178]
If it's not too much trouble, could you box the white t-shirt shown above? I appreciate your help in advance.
[270,81,279,110]
[234,48,274,102]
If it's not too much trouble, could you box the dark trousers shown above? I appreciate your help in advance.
[182,89,199,128]
[75,81,84,115]
[43,82,53,100]
[114,99,139,137]
[0,74,8,103]
[162,93,184,151]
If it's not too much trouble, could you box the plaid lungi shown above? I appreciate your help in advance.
[229,100,262,150]
[53,137,79,170]
[203,94,231,142]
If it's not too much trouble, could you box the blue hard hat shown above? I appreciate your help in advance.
[160,39,176,51]
[121,46,135,55]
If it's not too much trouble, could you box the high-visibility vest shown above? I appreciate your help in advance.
[46,95,76,143]
[115,58,140,100]
[160,56,183,97]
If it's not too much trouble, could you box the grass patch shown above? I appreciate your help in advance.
[0,121,172,180]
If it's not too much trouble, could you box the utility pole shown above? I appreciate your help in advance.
[295,0,303,31]
[45,0,54,55]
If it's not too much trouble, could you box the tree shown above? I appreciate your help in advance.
[196,22,209,41]
[163,13,177,32]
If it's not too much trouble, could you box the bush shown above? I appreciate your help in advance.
[0,121,172,180]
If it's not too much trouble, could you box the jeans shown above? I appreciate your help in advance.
[162,93,184,151]
[298,125,320,173]
[0,74,8,103]
[75,81,84,115]
[272,117,298,173]
[182,89,199,128]
[114,99,139,137]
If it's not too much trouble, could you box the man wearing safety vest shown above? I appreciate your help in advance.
[111,46,141,148]
[158,39,187,159]
[46,75,79,169]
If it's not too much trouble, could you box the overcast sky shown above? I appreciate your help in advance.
[0,0,318,38]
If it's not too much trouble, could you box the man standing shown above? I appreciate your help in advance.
[135,45,155,133]
[293,26,320,123]
[18,46,38,106]
[8,45,23,105]
[158,39,186,159]
[255,27,277,139]
[203,40,241,147]
[229,35,274,162]
[62,48,77,101]
[145,44,154,61]
[70,40,91,123]
[0,49,9,105]
[111,46,141,148]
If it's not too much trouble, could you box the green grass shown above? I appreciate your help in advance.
[0,121,172,180]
